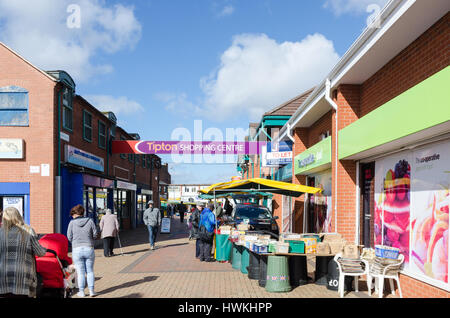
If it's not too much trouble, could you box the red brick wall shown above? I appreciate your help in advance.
[360,12,450,117]
[0,44,57,233]
[332,13,450,297]
[308,110,333,148]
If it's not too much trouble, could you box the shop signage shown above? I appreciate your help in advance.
[60,131,70,142]
[141,189,153,195]
[298,154,316,168]
[65,145,104,172]
[294,137,332,175]
[0,139,24,159]
[263,141,293,167]
[116,180,137,191]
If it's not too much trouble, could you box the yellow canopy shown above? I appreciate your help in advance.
[200,178,321,197]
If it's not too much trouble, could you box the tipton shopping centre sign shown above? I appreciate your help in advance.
[112,141,266,155]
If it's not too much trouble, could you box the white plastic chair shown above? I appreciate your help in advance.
[333,253,371,298]
[368,254,404,298]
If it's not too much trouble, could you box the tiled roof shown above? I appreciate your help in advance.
[263,87,315,117]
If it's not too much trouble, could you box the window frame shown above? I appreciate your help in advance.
[98,119,106,150]
[0,86,29,127]
[120,135,127,159]
[82,110,93,142]
[62,87,73,132]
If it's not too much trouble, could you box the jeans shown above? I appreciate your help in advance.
[72,246,95,291]
[147,225,158,247]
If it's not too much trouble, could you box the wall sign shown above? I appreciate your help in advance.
[116,180,137,191]
[3,197,24,217]
[0,139,24,159]
[65,145,104,172]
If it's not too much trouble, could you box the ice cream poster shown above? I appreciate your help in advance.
[374,141,449,288]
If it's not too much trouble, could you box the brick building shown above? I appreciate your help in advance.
[0,42,169,235]
[274,1,449,297]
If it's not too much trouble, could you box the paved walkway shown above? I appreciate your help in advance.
[71,216,393,298]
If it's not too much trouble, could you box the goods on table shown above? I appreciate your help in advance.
[275,242,290,254]
[268,241,278,253]
[327,241,345,254]
[375,245,400,259]
[237,223,250,231]
[300,233,322,242]
[321,233,343,242]
[361,248,376,261]
[280,233,302,242]
[317,242,331,254]
[285,240,305,254]
[300,238,317,254]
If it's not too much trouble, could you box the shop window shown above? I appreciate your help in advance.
[142,155,146,168]
[83,110,93,142]
[128,153,134,163]
[98,120,106,149]
[62,87,73,131]
[0,86,29,126]
[135,155,140,166]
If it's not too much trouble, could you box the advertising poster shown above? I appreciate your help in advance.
[310,170,332,233]
[3,197,24,217]
[374,141,449,289]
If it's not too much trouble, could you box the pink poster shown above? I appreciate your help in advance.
[374,140,449,289]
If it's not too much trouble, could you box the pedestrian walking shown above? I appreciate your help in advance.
[99,209,120,257]
[178,201,186,223]
[0,207,47,298]
[67,204,98,297]
[197,203,218,262]
[143,200,161,250]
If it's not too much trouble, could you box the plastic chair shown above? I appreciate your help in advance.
[368,254,404,298]
[333,253,370,298]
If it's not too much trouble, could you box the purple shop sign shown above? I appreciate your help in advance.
[134,141,266,155]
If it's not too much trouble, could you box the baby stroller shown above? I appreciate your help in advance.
[35,234,77,298]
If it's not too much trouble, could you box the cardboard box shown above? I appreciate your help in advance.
[328,241,345,254]
[275,242,290,254]
[317,242,331,254]
[321,233,343,242]
[343,244,360,259]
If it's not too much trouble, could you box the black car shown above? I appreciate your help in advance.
[229,203,279,238]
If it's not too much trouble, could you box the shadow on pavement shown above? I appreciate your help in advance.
[99,276,158,296]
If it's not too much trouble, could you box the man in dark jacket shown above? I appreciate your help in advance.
[178,202,186,223]
[189,203,202,258]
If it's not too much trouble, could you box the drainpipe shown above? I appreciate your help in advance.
[325,78,338,233]
[286,123,295,143]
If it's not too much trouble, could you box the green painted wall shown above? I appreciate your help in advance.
[339,66,450,159]
[294,136,331,175]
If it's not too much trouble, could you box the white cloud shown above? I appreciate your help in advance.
[0,0,142,82]
[323,0,389,16]
[84,95,144,115]
[219,5,235,17]
[197,33,340,121]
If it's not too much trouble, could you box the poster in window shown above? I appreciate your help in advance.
[374,140,449,289]
[310,170,332,233]
[3,197,24,217]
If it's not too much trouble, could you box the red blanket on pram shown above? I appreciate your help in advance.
[36,234,73,289]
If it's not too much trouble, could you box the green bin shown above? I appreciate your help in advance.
[265,255,291,293]
[286,240,305,253]
[240,247,250,274]
[215,234,232,262]
[231,244,242,270]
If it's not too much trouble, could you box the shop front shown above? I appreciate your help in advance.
[339,68,450,292]
[115,180,137,230]
[137,188,152,225]
[61,144,110,234]
[294,136,333,234]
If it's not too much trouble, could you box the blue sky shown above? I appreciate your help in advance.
[0,0,388,184]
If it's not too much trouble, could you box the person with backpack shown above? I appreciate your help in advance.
[143,201,161,250]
